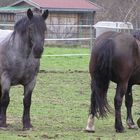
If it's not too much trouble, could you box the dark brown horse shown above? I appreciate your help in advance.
[85,31,140,133]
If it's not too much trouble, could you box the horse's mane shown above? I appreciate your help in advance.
[9,14,46,45]
[13,17,29,34]
[132,31,140,41]
[13,15,46,35]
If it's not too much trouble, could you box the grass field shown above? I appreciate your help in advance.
[41,47,90,72]
[0,47,140,140]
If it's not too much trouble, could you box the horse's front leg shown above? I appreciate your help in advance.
[22,78,36,130]
[0,74,11,128]
[114,82,128,132]
[125,85,137,129]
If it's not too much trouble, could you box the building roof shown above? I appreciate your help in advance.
[0,6,33,13]
[10,0,100,12]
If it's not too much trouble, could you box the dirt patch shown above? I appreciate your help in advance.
[39,70,88,74]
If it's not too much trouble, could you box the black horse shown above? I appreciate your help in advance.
[85,31,140,132]
[0,9,48,130]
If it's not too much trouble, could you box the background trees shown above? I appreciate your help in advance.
[91,0,140,28]
[0,0,17,6]
[0,0,140,28]
[95,0,139,21]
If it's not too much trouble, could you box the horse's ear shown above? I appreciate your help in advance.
[42,10,49,20]
[27,9,33,20]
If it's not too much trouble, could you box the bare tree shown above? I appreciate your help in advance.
[93,0,140,28]
[0,0,17,6]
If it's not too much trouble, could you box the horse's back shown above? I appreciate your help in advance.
[90,31,139,83]
[93,31,136,55]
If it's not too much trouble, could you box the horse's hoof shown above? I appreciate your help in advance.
[0,126,8,130]
[0,123,8,128]
[23,127,33,131]
[0,124,8,130]
[116,130,124,133]
[84,129,95,133]
[84,127,95,133]
[116,128,124,133]
[23,124,33,131]
[128,124,138,130]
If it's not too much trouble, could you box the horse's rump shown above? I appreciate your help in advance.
[89,31,139,117]
[86,30,140,133]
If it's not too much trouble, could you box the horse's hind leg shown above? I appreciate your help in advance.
[114,82,128,132]
[85,79,95,132]
[0,74,10,128]
[125,85,137,129]
[22,79,36,130]
[85,114,95,133]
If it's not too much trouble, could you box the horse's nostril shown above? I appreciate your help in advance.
[33,46,44,58]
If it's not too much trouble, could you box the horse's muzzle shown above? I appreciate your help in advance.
[33,46,44,58]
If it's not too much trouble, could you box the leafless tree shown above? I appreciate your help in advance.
[93,0,140,28]
[0,0,17,6]
[95,0,137,21]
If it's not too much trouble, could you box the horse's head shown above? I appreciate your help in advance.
[27,9,49,58]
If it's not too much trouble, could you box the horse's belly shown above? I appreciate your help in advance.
[129,75,140,85]
[11,72,38,86]
[10,65,39,85]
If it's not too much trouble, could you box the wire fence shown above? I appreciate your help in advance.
[0,23,139,58]
[0,23,95,48]
[45,24,95,48]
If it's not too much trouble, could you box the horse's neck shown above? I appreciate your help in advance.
[12,33,31,58]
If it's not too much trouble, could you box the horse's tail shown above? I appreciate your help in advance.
[90,38,114,118]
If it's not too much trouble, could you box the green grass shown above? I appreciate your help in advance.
[0,47,140,140]
[41,47,90,71]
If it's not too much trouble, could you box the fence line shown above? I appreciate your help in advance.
[47,24,94,27]
[0,23,94,45]
[0,23,95,47]
[0,24,94,27]
[45,38,92,41]
[43,54,90,57]
[0,23,14,27]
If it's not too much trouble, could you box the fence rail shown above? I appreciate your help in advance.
[43,54,90,57]
[0,23,140,50]
[0,23,94,47]
[45,38,92,41]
